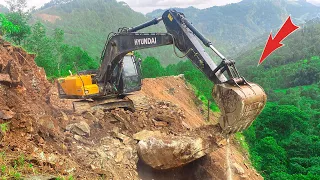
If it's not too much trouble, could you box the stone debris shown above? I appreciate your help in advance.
[137,135,206,169]
[133,130,163,141]
[233,162,245,175]
[0,109,15,120]
[66,121,90,136]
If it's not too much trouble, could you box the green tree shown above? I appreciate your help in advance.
[5,0,27,13]
[141,56,165,78]
[4,0,31,45]
[253,136,288,176]
[0,13,19,35]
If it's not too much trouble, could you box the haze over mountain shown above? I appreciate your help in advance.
[0,4,8,13]
[148,0,320,53]
[30,0,320,65]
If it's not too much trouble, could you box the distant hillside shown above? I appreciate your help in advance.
[31,0,320,66]
[235,18,320,89]
[148,0,320,54]
[0,4,8,13]
[32,0,199,65]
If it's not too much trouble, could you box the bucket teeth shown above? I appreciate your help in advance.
[212,82,267,135]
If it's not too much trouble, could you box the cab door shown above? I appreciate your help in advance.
[121,55,142,94]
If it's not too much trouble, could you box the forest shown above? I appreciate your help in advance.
[0,0,319,179]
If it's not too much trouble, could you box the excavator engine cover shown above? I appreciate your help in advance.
[212,82,267,135]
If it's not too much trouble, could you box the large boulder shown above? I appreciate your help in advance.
[137,135,206,170]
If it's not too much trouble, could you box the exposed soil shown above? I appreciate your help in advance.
[35,13,61,23]
[0,40,262,180]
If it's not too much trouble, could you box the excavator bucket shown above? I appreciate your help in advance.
[212,82,267,135]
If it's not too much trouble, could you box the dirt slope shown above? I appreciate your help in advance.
[139,76,220,128]
[0,40,262,180]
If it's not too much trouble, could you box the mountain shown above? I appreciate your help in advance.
[232,18,320,179]
[32,0,320,66]
[236,18,320,87]
[32,0,193,65]
[0,4,8,13]
[147,0,320,55]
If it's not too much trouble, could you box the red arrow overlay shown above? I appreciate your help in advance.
[259,16,299,65]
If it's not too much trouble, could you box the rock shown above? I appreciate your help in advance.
[33,150,59,166]
[181,121,191,129]
[25,175,57,180]
[60,112,69,121]
[137,135,206,170]
[0,109,15,120]
[175,74,185,79]
[218,139,227,147]
[0,131,3,141]
[6,61,21,83]
[74,134,92,145]
[152,119,169,127]
[112,129,133,145]
[115,151,124,163]
[82,112,98,122]
[232,163,245,175]
[93,109,105,120]
[66,121,90,136]
[0,73,11,84]
[133,130,162,141]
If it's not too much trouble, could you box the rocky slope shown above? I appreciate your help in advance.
[0,40,262,179]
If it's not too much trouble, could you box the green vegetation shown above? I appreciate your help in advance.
[24,21,98,77]
[0,13,20,35]
[55,175,75,180]
[147,0,320,56]
[0,1,99,78]
[0,123,9,135]
[34,0,320,66]
[34,0,182,65]
[234,132,250,153]
[234,19,320,179]
[0,153,35,179]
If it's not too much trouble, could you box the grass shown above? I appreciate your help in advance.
[0,152,38,180]
[55,175,75,180]
[234,132,250,153]
[274,84,314,93]
[192,85,220,112]
[0,151,76,180]
[0,123,9,135]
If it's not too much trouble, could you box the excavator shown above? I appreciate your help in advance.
[57,9,267,135]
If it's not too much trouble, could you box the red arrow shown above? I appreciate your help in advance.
[259,16,299,65]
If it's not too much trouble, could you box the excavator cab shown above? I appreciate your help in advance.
[120,52,142,94]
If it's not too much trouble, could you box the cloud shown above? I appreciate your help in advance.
[0,0,51,9]
[119,0,242,13]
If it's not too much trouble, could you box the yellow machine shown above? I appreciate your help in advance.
[58,75,99,97]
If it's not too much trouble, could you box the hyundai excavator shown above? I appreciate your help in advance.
[57,9,267,135]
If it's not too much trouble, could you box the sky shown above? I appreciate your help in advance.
[0,0,320,14]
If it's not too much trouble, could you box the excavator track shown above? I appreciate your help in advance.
[126,94,150,112]
[212,82,267,135]
[72,94,150,113]
[73,97,135,113]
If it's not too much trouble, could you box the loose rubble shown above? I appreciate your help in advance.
[0,39,263,179]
